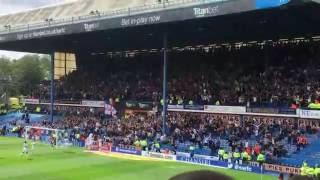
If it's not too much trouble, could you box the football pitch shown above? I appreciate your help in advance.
[0,137,275,180]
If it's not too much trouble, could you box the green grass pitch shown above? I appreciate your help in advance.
[0,137,276,180]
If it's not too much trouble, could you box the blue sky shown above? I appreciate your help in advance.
[0,0,72,59]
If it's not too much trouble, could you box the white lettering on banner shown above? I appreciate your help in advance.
[176,152,219,161]
[168,105,184,109]
[204,105,246,114]
[121,16,161,26]
[228,164,252,172]
[193,6,219,18]
[23,99,40,104]
[146,152,176,160]
[17,28,66,40]
[84,23,100,32]
[81,100,105,107]
[298,109,320,119]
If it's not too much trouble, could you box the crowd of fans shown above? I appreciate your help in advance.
[30,42,320,108]
[15,41,320,165]
[12,106,318,165]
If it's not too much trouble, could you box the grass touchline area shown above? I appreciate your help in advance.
[0,137,275,180]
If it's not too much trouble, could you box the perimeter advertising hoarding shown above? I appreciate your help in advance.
[264,163,301,175]
[204,105,246,114]
[0,0,257,42]
[111,146,142,155]
[298,109,320,119]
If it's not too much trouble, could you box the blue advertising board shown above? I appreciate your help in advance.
[227,163,263,174]
[176,156,228,168]
[111,146,142,155]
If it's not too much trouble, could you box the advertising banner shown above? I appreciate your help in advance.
[81,100,105,107]
[144,152,176,160]
[204,105,246,114]
[111,146,142,155]
[298,109,320,119]
[246,107,279,114]
[23,99,40,104]
[184,105,204,110]
[0,0,258,42]
[227,163,262,174]
[264,163,301,175]
[176,156,228,168]
[168,105,184,110]
[279,108,297,115]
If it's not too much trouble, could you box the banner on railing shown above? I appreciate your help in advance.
[298,109,320,119]
[263,163,301,175]
[246,107,280,114]
[204,105,246,114]
[23,99,40,104]
[227,163,262,173]
[176,155,228,168]
[184,105,204,110]
[142,151,176,160]
[126,101,153,110]
[111,146,142,155]
[168,105,184,110]
[81,100,105,107]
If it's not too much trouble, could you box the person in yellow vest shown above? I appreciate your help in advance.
[188,100,194,105]
[35,106,41,113]
[247,153,252,161]
[306,166,314,177]
[257,153,265,166]
[115,97,120,103]
[153,141,161,153]
[141,140,148,151]
[223,152,229,162]
[301,161,308,176]
[160,99,164,106]
[134,140,141,148]
[314,164,320,178]
[189,145,195,158]
[218,148,225,161]
[241,151,249,163]
[233,151,241,164]
[177,98,183,105]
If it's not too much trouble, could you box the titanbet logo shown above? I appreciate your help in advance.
[193,6,219,18]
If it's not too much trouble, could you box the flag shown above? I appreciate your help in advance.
[104,103,117,117]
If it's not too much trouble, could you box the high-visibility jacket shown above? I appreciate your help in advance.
[218,149,225,156]
[257,153,265,162]
[140,140,148,147]
[223,153,229,160]
[301,167,308,176]
[233,152,240,158]
[154,142,160,149]
[306,167,314,176]
[242,151,249,159]
[314,168,320,176]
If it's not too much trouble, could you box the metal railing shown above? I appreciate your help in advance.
[0,0,229,34]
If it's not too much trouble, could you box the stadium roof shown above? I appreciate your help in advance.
[0,0,319,54]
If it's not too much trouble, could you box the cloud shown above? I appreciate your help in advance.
[0,0,74,58]
[0,0,73,15]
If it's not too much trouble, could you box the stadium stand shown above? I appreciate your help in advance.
[31,41,320,109]
[0,0,161,27]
